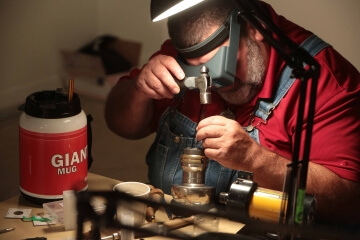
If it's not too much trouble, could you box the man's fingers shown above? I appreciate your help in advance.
[197,116,228,130]
[159,56,185,81]
[155,56,184,94]
[196,125,224,141]
[137,54,185,98]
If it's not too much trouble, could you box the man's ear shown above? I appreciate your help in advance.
[247,23,265,42]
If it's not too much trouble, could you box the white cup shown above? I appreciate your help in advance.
[113,182,150,227]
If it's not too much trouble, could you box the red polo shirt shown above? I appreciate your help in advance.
[122,3,360,182]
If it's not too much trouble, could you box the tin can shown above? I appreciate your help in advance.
[19,89,88,204]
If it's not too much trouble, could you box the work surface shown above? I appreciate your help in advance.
[0,173,244,240]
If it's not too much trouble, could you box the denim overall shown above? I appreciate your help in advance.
[146,35,330,198]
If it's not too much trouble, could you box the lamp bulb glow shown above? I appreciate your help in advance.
[152,0,205,22]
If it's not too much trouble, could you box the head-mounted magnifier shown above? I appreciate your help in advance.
[175,9,241,89]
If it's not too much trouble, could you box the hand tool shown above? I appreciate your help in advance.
[0,227,15,234]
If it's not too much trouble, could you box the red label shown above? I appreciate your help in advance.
[19,126,88,197]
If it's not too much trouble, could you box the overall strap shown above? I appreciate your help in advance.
[254,35,330,121]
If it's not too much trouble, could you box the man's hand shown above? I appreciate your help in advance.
[196,115,256,169]
[135,54,185,99]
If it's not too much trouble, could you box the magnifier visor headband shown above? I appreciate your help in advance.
[175,13,232,59]
[175,9,240,88]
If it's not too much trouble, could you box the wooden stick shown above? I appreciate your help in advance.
[68,78,74,101]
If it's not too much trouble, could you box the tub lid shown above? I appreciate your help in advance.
[22,88,81,119]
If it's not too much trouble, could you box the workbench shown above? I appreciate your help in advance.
[0,173,243,240]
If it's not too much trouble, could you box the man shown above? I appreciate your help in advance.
[105,0,360,226]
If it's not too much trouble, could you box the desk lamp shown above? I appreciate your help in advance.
[151,0,205,22]
[151,0,321,236]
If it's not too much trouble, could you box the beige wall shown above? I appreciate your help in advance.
[96,0,168,64]
[0,0,358,115]
[0,1,97,112]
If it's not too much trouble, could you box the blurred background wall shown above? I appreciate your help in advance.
[0,0,168,116]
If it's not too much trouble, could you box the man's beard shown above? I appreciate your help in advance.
[215,38,266,105]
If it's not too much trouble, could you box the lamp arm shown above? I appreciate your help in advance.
[230,0,321,227]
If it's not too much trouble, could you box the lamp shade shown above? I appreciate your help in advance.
[151,0,205,22]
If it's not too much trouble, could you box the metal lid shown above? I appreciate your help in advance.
[182,148,204,155]
[22,88,81,119]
